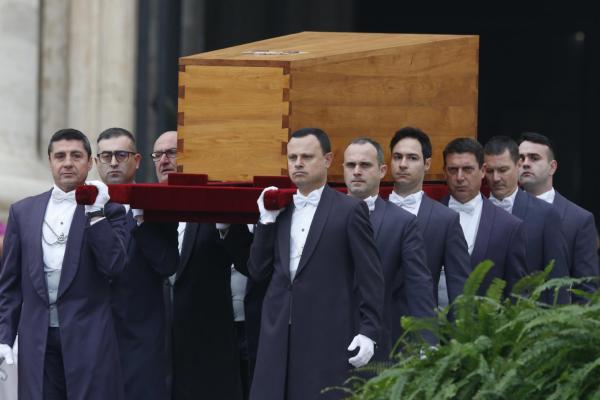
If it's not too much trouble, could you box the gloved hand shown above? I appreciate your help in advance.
[132,208,144,224]
[0,343,14,365]
[257,186,283,224]
[12,336,18,365]
[84,180,110,214]
[347,334,375,368]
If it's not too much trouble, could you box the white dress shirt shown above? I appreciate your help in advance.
[537,187,556,204]
[230,223,255,322]
[42,185,77,273]
[388,190,424,216]
[448,194,483,255]
[43,185,78,327]
[177,222,187,255]
[230,267,247,322]
[363,195,377,213]
[290,186,324,281]
[169,222,187,286]
[489,187,518,214]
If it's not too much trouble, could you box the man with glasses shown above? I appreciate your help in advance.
[152,131,179,183]
[153,131,251,399]
[95,127,180,400]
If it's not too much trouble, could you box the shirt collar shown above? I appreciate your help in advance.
[51,185,76,204]
[450,192,482,207]
[363,195,378,212]
[489,186,518,212]
[448,193,482,215]
[536,187,556,204]
[293,186,325,209]
[388,190,423,211]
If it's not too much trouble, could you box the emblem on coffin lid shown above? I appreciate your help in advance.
[242,49,307,56]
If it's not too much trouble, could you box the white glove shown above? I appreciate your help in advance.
[347,334,375,368]
[12,335,18,364]
[85,180,110,213]
[0,343,14,365]
[257,186,283,224]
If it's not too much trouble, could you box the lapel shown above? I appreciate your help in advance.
[277,205,293,281]
[416,194,435,233]
[471,197,494,265]
[176,222,199,281]
[57,205,86,298]
[295,185,334,278]
[125,209,137,253]
[28,191,52,303]
[370,197,386,240]
[552,191,569,221]
[440,194,450,206]
[512,189,529,220]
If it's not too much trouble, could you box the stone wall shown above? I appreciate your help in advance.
[0,0,136,220]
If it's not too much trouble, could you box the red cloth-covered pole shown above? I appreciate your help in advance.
[74,173,451,224]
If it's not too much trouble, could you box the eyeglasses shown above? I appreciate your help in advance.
[151,148,177,163]
[97,151,137,164]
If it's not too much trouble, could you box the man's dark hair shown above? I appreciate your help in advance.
[443,137,484,167]
[484,135,520,164]
[349,137,385,165]
[97,127,137,152]
[47,129,92,157]
[290,127,331,154]
[389,126,432,161]
[518,131,556,160]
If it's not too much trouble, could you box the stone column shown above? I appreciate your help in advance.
[0,0,49,220]
[67,0,137,149]
[0,0,137,220]
[38,0,69,154]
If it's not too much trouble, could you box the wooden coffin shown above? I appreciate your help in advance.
[178,31,479,182]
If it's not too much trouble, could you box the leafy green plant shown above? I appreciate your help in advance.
[343,261,600,400]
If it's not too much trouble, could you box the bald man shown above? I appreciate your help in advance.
[154,131,253,400]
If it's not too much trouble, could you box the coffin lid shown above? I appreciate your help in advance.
[180,31,478,69]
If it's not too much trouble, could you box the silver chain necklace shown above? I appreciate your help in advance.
[42,220,68,246]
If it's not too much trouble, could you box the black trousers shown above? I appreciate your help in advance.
[43,327,67,400]
[236,321,250,400]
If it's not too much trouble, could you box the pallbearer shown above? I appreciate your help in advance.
[484,135,570,303]
[95,127,180,399]
[249,128,384,400]
[442,138,527,295]
[343,137,435,351]
[0,129,127,400]
[518,132,599,300]
[388,127,470,306]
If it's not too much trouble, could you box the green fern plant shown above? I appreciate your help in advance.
[344,261,600,400]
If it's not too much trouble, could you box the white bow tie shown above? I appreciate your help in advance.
[448,198,476,215]
[389,191,418,208]
[489,196,512,213]
[51,188,76,203]
[293,191,320,209]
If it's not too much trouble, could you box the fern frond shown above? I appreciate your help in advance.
[463,260,494,297]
